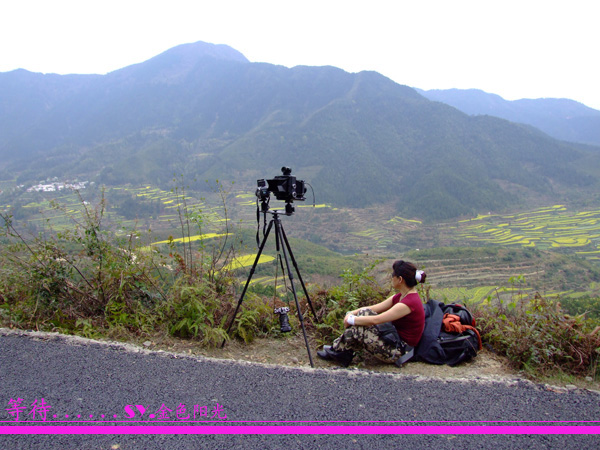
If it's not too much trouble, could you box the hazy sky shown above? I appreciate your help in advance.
[2,0,599,109]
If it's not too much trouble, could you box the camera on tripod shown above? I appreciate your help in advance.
[256,167,307,215]
[223,165,319,366]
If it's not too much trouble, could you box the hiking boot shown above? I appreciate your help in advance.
[317,347,355,367]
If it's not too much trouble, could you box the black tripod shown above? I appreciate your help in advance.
[222,209,318,367]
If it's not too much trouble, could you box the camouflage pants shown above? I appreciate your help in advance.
[331,309,405,363]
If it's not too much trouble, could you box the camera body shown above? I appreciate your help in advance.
[256,167,307,204]
[274,306,292,333]
[256,179,270,202]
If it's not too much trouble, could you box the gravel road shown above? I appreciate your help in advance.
[1,328,599,449]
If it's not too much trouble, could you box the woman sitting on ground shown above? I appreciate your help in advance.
[317,260,426,367]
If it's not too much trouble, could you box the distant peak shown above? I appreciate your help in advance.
[107,41,250,81]
[157,41,249,64]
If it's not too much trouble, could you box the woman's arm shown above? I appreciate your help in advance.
[348,295,395,316]
[344,302,411,328]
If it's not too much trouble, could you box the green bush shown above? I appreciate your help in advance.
[232,294,275,343]
[1,196,165,330]
[560,295,600,320]
[307,260,390,344]
[474,293,600,378]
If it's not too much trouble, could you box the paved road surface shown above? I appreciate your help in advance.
[1,329,599,449]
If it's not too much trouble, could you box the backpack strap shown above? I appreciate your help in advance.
[394,345,414,368]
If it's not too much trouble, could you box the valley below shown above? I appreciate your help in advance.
[3,181,600,305]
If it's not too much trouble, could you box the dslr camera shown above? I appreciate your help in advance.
[274,306,292,333]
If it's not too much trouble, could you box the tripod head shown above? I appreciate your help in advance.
[265,201,295,216]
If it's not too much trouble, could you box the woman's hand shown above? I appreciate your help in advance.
[344,309,359,328]
[343,313,356,328]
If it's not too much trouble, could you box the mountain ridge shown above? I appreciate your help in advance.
[418,88,600,146]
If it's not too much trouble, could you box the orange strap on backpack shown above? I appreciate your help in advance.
[442,314,482,350]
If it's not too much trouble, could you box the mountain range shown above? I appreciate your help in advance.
[1,41,600,221]
[418,88,600,146]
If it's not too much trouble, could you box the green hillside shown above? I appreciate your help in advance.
[2,41,600,221]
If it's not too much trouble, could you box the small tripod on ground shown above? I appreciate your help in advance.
[222,208,319,367]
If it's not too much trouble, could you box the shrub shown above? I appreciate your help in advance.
[165,280,225,343]
[1,194,165,331]
[474,292,600,378]
[307,259,390,344]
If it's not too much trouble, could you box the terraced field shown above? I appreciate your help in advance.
[403,246,600,303]
[3,183,600,299]
[125,185,224,229]
[454,205,600,260]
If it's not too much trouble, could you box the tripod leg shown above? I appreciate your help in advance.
[279,224,319,322]
[221,219,274,348]
[274,219,315,368]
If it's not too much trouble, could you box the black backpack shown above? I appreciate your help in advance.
[414,299,481,366]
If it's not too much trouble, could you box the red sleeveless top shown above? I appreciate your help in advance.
[391,292,425,347]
